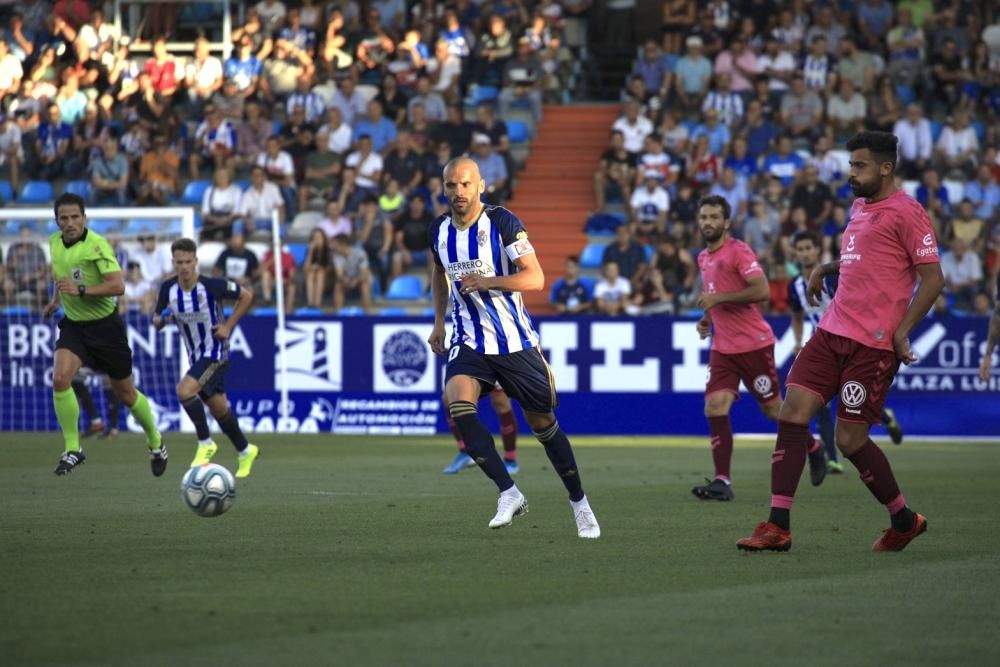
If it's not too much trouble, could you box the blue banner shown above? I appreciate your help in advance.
[1,313,995,436]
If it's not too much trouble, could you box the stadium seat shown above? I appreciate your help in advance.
[337,306,366,316]
[579,242,607,269]
[942,179,964,204]
[293,307,324,316]
[1,305,31,315]
[971,120,986,143]
[89,219,121,235]
[895,85,915,106]
[289,211,323,237]
[64,180,92,201]
[0,179,14,204]
[380,307,408,316]
[585,212,626,235]
[288,243,308,265]
[18,181,54,204]
[355,84,380,103]
[419,307,437,317]
[164,219,183,235]
[126,219,159,235]
[384,275,424,300]
[235,179,252,191]
[180,180,211,205]
[506,119,530,144]
[643,244,655,262]
[272,119,283,136]
[467,85,498,106]
[254,306,278,316]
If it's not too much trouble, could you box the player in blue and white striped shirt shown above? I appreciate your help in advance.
[153,238,260,477]
[789,231,904,473]
[427,157,600,538]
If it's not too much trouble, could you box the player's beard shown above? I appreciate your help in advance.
[700,226,724,243]
[849,178,878,198]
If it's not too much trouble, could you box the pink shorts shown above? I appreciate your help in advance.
[787,328,899,424]
[706,345,779,404]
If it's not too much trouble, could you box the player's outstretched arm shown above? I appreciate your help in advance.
[459,253,544,295]
[428,263,449,356]
[893,262,945,365]
[214,286,254,341]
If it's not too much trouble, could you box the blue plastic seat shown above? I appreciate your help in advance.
[254,306,278,316]
[64,180,92,201]
[180,180,212,205]
[89,219,121,235]
[380,307,408,316]
[384,275,424,300]
[288,243,308,266]
[0,179,15,204]
[18,181,55,204]
[126,219,159,235]
[419,307,437,317]
[577,276,596,298]
[506,119,530,144]
[585,212,626,235]
[929,120,944,143]
[337,306,366,316]
[293,307,324,316]
[235,179,252,191]
[1,305,31,315]
[468,85,498,106]
[579,242,607,269]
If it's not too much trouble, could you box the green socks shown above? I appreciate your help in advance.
[53,388,81,452]
[128,391,162,449]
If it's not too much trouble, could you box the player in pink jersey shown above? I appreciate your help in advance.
[692,195,827,502]
[738,131,944,553]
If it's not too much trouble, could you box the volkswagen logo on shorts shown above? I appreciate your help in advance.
[753,375,772,395]
[841,381,867,408]
[381,330,428,387]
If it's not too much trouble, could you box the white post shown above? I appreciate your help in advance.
[271,209,290,420]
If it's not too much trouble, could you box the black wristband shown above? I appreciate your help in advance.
[78,284,86,297]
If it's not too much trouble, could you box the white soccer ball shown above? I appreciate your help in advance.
[180,463,236,517]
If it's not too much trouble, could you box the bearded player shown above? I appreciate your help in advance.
[692,195,826,502]
[738,131,943,553]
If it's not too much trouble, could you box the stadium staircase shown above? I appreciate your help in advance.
[512,104,620,313]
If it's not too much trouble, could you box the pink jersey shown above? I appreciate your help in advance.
[698,237,775,354]
[820,190,940,351]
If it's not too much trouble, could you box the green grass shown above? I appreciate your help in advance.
[1,433,998,667]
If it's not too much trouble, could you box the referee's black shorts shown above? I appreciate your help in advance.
[445,344,558,414]
[56,312,133,380]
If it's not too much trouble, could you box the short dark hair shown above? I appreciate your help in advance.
[793,230,821,247]
[54,192,85,218]
[567,255,579,264]
[171,238,197,255]
[333,233,351,246]
[846,131,898,170]
[697,194,731,221]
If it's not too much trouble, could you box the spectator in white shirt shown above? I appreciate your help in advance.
[612,99,654,157]
[757,36,796,93]
[344,134,384,203]
[130,234,173,286]
[318,199,353,238]
[317,106,352,155]
[238,165,285,232]
[892,103,933,179]
[826,78,866,141]
[201,167,244,240]
[630,169,670,237]
[426,38,462,100]
[184,37,223,113]
[935,110,979,177]
[256,135,298,220]
[594,261,634,316]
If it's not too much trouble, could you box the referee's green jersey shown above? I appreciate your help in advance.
[49,229,121,322]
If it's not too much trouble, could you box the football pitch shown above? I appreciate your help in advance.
[2,434,998,667]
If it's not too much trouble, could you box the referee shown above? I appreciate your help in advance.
[45,193,166,476]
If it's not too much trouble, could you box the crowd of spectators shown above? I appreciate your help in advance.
[556,0,1000,317]
[0,0,585,313]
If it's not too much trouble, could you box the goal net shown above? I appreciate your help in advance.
[0,207,197,435]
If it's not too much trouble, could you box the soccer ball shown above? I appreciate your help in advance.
[180,464,236,517]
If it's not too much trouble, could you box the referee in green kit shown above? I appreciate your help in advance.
[45,192,167,476]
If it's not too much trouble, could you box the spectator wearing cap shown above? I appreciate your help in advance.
[189,102,237,180]
[674,36,711,114]
[630,169,670,237]
[353,99,397,154]
[184,37,223,114]
[87,135,128,206]
[238,165,285,232]
[0,112,23,193]
[498,37,544,126]
[471,132,508,205]
[200,167,244,241]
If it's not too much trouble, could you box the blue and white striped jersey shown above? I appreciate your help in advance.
[788,272,839,329]
[155,276,241,364]
[429,206,540,355]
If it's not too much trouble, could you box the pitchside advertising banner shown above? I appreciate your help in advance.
[0,314,995,435]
